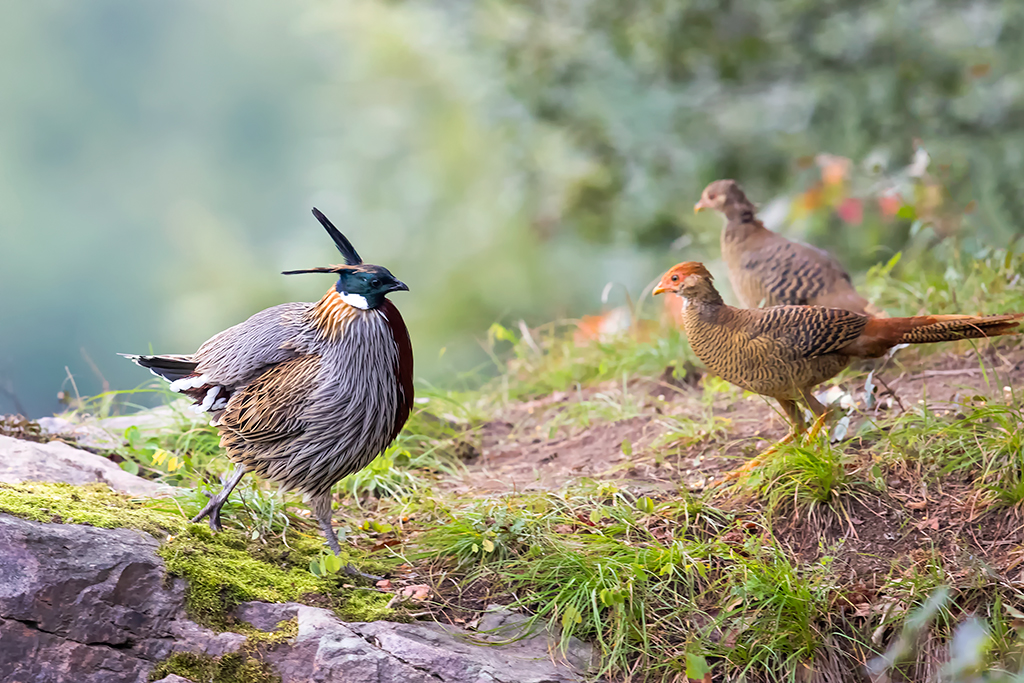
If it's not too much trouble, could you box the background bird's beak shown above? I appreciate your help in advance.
[693,200,708,214]
[652,284,668,296]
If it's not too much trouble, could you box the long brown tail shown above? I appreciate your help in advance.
[846,313,1023,358]
[896,314,1024,344]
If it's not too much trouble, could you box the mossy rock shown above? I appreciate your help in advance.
[0,481,397,628]
[149,651,279,683]
[0,482,184,536]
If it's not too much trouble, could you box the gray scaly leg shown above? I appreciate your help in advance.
[310,491,385,584]
[191,464,247,531]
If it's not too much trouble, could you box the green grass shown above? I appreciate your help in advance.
[865,243,1024,318]
[749,439,857,517]
[871,401,1024,501]
[17,232,1024,681]
[483,320,697,402]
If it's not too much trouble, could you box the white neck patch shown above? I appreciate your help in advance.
[339,291,369,310]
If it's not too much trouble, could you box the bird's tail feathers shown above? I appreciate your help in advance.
[120,353,198,383]
[896,313,1024,345]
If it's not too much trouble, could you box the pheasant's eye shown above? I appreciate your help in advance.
[371,278,380,288]
[671,275,679,282]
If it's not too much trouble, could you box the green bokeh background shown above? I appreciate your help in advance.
[2,0,1022,417]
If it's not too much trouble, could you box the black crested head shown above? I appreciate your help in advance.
[334,265,408,310]
[282,208,408,309]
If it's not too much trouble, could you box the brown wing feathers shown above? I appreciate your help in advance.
[218,354,321,449]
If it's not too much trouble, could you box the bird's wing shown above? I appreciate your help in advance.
[194,302,314,388]
[750,306,870,359]
[216,354,321,445]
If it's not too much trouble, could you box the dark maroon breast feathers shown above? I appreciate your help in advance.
[381,299,414,441]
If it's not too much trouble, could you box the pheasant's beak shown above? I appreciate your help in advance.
[388,280,409,293]
[694,199,709,214]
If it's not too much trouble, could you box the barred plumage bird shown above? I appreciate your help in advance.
[653,261,1021,475]
[124,209,413,573]
[695,179,885,316]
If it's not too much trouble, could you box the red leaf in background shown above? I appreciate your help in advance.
[817,154,852,186]
[878,193,902,218]
[792,185,824,218]
[837,197,863,225]
[371,539,402,551]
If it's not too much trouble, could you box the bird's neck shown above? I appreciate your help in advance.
[309,287,366,340]
[680,284,729,332]
[683,281,725,308]
[721,200,767,243]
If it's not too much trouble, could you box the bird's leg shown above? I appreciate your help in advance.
[800,390,831,443]
[310,492,385,584]
[191,464,247,531]
[712,399,803,485]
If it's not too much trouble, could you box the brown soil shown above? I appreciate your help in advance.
[445,344,1024,594]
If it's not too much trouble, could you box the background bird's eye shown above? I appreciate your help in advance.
[671,275,679,281]
[708,193,717,200]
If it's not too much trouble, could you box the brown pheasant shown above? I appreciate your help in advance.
[653,261,1022,476]
[695,179,885,316]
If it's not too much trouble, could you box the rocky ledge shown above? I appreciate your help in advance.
[0,425,594,683]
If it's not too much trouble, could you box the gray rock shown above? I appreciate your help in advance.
[151,676,196,683]
[234,601,593,683]
[37,404,199,451]
[0,513,244,683]
[0,434,166,496]
[0,513,594,683]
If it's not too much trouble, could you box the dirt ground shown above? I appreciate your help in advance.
[443,344,1024,597]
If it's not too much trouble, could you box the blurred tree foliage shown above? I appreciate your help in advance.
[454,0,1024,260]
[2,0,1024,416]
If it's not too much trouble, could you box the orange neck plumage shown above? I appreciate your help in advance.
[310,287,362,340]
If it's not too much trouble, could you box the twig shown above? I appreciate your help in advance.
[903,367,1011,380]
[517,320,542,356]
[0,380,27,416]
[80,347,110,394]
[872,374,907,413]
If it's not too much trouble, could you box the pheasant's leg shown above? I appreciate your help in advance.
[310,492,384,584]
[191,464,247,531]
[805,412,831,442]
[800,390,831,443]
[712,399,803,485]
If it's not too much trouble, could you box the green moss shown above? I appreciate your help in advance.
[336,589,395,623]
[158,525,328,626]
[0,482,184,537]
[157,524,394,627]
[0,481,397,628]
[149,651,279,683]
[238,618,299,650]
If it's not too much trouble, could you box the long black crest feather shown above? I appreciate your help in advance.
[312,208,362,265]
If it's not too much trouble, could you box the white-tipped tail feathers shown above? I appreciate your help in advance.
[169,374,211,393]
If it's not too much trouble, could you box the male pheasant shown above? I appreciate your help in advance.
[695,179,884,316]
[125,209,413,576]
[654,261,1022,476]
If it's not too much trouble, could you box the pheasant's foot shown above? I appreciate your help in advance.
[804,411,830,443]
[343,564,386,584]
[190,495,225,531]
[317,519,386,583]
[190,465,246,532]
[711,431,797,486]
